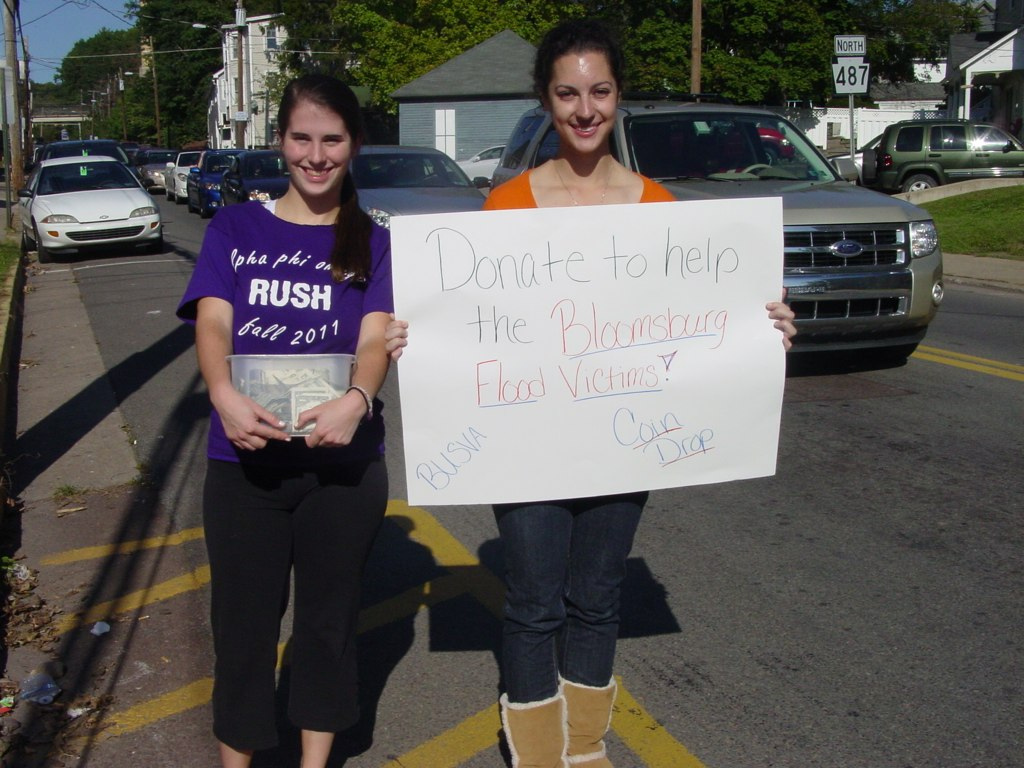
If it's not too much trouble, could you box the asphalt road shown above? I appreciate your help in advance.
[8,193,1023,767]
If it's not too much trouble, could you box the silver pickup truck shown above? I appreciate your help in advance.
[491,101,945,362]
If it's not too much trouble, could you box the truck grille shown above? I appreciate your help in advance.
[789,297,904,321]
[784,226,907,269]
[67,226,145,242]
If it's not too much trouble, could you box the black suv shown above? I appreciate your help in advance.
[872,119,1024,193]
[493,101,945,360]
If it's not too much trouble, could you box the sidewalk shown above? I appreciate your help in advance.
[943,251,1024,293]
[1,262,212,766]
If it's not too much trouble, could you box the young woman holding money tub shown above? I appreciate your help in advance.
[384,18,797,768]
[178,74,393,768]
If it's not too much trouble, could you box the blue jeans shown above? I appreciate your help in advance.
[493,492,646,703]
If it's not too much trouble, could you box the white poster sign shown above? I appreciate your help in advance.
[390,197,786,506]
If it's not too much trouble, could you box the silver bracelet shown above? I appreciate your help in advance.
[347,385,373,421]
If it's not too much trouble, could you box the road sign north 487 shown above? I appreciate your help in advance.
[832,57,870,95]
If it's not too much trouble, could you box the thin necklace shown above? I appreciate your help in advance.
[554,162,609,206]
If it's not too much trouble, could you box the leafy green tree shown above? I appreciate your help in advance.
[127,0,229,144]
[843,0,979,84]
[54,28,140,103]
[276,0,578,111]
[698,0,837,103]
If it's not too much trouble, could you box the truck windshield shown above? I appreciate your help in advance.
[623,113,837,182]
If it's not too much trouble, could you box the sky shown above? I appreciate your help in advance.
[18,0,135,83]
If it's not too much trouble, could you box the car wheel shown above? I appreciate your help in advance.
[20,226,32,256]
[147,235,164,255]
[187,193,197,213]
[200,198,213,219]
[175,192,185,205]
[165,186,174,201]
[33,224,52,263]
[901,174,937,193]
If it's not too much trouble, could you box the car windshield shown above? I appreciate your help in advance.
[142,150,177,165]
[242,154,287,178]
[205,154,237,173]
[37,161,140,195]
[623,113,838,182]
[351,152,473,189]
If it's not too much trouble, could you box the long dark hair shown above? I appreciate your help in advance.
[533,18,625,100]
[278,74,373,283]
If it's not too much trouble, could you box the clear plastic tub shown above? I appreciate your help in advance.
[227,354,355,435]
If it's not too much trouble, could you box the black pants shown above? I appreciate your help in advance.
[203,458,388,751]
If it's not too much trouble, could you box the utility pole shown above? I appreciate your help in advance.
[150,40,161,145]
[690,0,702,95]
[3,0,23,188]
[234,0,246,149]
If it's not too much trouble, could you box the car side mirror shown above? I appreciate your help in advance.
[189,167,200,175]
[472,176,491,189]
[1004,142,1015,153]
[17,187,32,198]
[830,156,859,183]
[166,161,174,168]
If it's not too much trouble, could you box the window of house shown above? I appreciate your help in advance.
[435,109,456,158]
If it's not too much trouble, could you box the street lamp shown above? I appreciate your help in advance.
[119,70,136,141]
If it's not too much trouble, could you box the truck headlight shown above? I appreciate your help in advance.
[910,221,938,258]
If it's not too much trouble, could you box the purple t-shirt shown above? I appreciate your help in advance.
[177,201,394,466]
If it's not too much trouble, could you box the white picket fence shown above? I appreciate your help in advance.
[779,106,944,150]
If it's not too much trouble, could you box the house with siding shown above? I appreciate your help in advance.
[390,30,538,161]
[944,0,1022,131]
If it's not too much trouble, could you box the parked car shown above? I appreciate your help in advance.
[133,148,177,192]
[120,141,142,163]
[492,101,944,361]
[17,155,162,262]
[186,149,242,218]
[827,133,881,186]
[756,126,795,162]
[34,139,130,167]
[456,144,505,184]
[220,150,290,205]
[351,145,486,228]
[163,150,202,203]
[872,119,1024,193]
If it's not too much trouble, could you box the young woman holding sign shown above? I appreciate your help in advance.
[386,19,795,767]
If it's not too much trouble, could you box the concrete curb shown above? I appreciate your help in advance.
[894,177,1024,205]
[0,239,25,527]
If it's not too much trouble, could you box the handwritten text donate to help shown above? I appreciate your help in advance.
[390,197,786,506]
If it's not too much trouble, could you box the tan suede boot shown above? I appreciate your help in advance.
[499,691,569,768]
[562,677,616,767]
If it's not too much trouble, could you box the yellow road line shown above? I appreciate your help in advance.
[75,503,699,767]
[357,572,467,634]
[389,500,506,618]
[913,345,1024,381]
[102,678,214,737]
[55,565,211,635]
[42,527,206,566]
[381,702,501,768]
[614,678,707,767]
